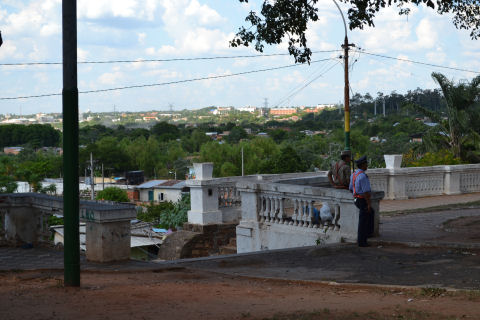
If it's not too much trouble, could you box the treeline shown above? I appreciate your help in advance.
[0,124,60,149]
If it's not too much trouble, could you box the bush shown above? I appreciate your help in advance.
[137,194,190,229]
[158,194,190,229]
[403,149,462,167]
[96,187,129,202]
[137,201,175,223]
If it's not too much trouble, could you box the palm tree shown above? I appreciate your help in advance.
[406,72,480,161]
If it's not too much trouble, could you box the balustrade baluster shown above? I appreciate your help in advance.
[298,200,305,227]
[269,197,277,223]
[259,196,265,222]
[291,199,298,226]
[265,197,271,222]
[309,200,314,227]
[279,198,285,224]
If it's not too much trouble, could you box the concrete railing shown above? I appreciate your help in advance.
[186,163,320,225]
[368,164,480,200]
[235,177,383,253]
[0,193,136,262]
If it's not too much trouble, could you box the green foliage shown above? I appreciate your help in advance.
[137,201,175,224]
[0,175,17,193]
[0,124,60,149]
[403,149,462,167]
[96,187,129,202]
[232,0,480,63]
[47,215,64,227]
[138,194,190,229]
[158,194,190,229]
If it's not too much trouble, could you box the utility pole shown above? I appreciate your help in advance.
[90,152,94,200]
[102,163,104,190]
[241,147,244,176]
[333,0,354,151]
[374,100,377,116]
[62,0,80,287]
[383,98,386,117]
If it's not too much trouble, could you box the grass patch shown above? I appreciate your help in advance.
[418,287,447,297]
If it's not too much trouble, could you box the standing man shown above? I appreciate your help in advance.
[349,155,374,247]
[328,150,351,189]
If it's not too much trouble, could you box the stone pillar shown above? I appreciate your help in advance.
[4,207,42,245]
[384,154,402,169]
[187,163,222,225]
[444,166,461,195]
[236,184,261,253]
[81,206,136,263]
[387,173,407,200]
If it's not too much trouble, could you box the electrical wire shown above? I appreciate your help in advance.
[354,50,480,75]
[0,58,337,100]
[272,58,339,107]
[0,50,342,67]
[273,60,341,107]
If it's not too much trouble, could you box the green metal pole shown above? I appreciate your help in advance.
[62,0,80,287]
[343,35,350,151]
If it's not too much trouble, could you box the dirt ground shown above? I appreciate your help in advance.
[441,216,480,243]
[1,268,479,320]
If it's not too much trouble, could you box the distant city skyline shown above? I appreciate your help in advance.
[1,0,479,115]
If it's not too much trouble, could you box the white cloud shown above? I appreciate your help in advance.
[138,33,146,45]
[425,48,446,64]
[98,71,124,85]
[185,0,226,26]
[78,0,159,21]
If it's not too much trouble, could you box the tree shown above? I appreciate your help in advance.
[407,72,480,160]
[0,175,17,193]
[232,0,480,63]
[96,187,129,202]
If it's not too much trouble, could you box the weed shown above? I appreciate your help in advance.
[419,287,447,297]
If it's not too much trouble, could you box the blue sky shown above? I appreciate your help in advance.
[0,0,479,115]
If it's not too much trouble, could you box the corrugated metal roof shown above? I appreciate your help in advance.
[136,180,167,189]
[156,180,186,189]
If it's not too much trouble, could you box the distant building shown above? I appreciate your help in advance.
[237,106,257,113]
[211,107,232,115]
[143,116,158,121]
[3,147,24,155]
[270,108,297,116]
[136,180,189,203]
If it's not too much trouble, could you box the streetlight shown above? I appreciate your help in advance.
[332,0,354,152]
[169,170,177,180]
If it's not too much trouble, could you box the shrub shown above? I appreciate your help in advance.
[96,187,129,202]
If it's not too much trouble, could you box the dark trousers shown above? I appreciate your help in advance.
[354,198,374,246]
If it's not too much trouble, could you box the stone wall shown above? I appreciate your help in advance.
[157,223,237,260]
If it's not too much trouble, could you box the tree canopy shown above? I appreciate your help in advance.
[232,0,480,63]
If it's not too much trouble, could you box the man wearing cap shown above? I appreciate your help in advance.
[349,155,374,247]
[327,150,351,189]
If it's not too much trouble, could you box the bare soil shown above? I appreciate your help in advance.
[442,216,480,243]
[1,268,479,320]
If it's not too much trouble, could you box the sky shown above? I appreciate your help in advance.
[0,0,479,115]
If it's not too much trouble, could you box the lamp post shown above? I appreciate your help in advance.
[332,0,354,151]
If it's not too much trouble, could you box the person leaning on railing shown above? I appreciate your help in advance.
[328,150,351,189]
[349,155,374,247]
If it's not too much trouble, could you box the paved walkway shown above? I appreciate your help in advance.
[380,192,480,212]
[1,194,480,289]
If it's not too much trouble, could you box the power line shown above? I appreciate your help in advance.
[274,61,341,107]
[355,50,480,75]
[0,50,341,67]
[0,58,337,101]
